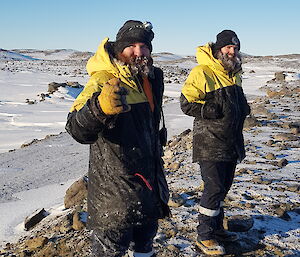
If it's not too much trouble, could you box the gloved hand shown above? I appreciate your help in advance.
[98,78,131,115]
[201,102,223,119]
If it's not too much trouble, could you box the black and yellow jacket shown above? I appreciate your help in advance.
[66,38,169,231]
[180,43,250,162]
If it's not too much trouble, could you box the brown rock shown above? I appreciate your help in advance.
[289,122,300,134]
[168,162,180,171]
[165,228,178,238]
[166,244,180,253]
[244,115,260,129]
[291,127,300,134]
[169,138,181,147]
[275,71,286,82]
[64,176,88,209]
[273,206,291,221]
[48,82,67,93]
[251,105,269,115]
[66,81,83,88]
[72,212,86,231]
[198,182,204,192]
[266,140,276,146]
[25,237,48,251]
[274,133,298,141]
[266,113,279,120]
[168,193,186,207]
[265,153,276,160]
[245,203,256,209]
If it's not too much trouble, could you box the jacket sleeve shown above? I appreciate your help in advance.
[180,66,206,117]
[65,72,117,144]
[180,93,204,117]
[241,90,251,117]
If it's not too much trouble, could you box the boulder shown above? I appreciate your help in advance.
[48,82,68,93]
[265,153,276,160]
[274,133,298,141]
[224,215,254,232]
[66,81,83,88]
[25,237,48,251]
[244,115,260,129]
[276,158,288,168]
[167,162,181,171]
[64,176,88,209]
[275,71,286,82]
[289,122,300,134]
[168,193,186,208]
[251,105,269,116]
[24,208,48,230]
[72,212,86,231]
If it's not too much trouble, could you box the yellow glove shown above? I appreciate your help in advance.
[98,78,131,115]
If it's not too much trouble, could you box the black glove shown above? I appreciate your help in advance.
[201,102,223,119]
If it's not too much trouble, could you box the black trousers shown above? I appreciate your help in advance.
[91,218,158,257]
[197,161,236,241]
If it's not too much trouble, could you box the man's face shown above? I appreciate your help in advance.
[118,42,153,77]
[120,42,150,64]
[220,45,238,59]
[217,44,241,72]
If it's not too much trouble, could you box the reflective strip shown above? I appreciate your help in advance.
[198,205,220,217]
[128,250,155,257]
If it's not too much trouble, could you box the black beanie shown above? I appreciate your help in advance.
[113,20,154,54]
[215,30,240,50]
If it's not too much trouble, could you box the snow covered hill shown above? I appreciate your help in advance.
[1,48,93,61]
[0,49,38,61]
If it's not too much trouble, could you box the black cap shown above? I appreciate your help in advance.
[113,20,154,54]
[215,30,240,50]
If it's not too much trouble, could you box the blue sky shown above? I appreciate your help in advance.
[1,0,299,56]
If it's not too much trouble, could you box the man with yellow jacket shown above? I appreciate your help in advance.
[180,30,250,255]
[66,20,169,257]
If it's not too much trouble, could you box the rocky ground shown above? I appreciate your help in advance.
[0,59,88,77]
[0,54,299,256]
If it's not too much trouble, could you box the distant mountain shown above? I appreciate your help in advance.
[0,49,38,61]
[152,52,196,64]
[12,49,93,61]
[0,49,93,61]
[152,52,184,61]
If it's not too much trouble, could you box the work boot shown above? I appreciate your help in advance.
[214,229,239,242]
[196,239,225,255]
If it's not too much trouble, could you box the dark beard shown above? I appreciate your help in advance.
[117,54,154,77]
[129,56,154,77]
[216,51,242,73]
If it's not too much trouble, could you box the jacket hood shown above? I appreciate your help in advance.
[86,38,134,86]
[196,43,225,72]
[86,38,145,90]
[86,38,114,76]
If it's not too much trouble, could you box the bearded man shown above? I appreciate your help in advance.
[66,20,169,257]
[180,30,250,255]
